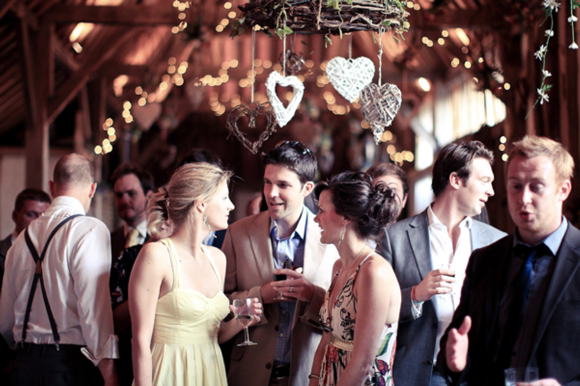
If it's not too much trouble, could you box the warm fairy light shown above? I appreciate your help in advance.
[122,110,131,118]
[502,154,509,162]
[228,11,236,18]
[224,2,232,9]
[438,38,445,45]
[285,91,294,101]
[105,118,113,126]
[500,136,507,144]
[478,57,484,63]
[387,145,396,154]
[414,3,420,10]
[135,86,143,95]
[172,26,180,34]
[406,1,413,7]
[138,97,146,106]
[499,144,506,151]
[123,101,132,110]
[427,41,434,47]
[168,65,176,74]
[464,61,472,69]
[451,58,460,68]
[230,59,239,68]
[455,28,470,45]
[94,145,102,155]
[178,12,186,20]
[263,60,272,68]
[125,116,133,124]
[442,30,449,37]
[216,25,224,33]
[504,83,511,90]
[417,77,431,92]
[168,57,176,65]
[102,139,110,147]
[462,47,469,54]
[107,127,116,136]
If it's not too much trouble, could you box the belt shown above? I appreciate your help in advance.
[271,364,290,379]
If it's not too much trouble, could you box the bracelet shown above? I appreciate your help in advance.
[308,374,320,380]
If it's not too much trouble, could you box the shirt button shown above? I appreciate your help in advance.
[280,333,284,337]
[266,363,272,369]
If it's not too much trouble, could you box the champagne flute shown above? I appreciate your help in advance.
[233,298,258,346]
[273,260,295,301]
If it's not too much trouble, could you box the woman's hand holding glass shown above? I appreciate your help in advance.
[232,297,262,346]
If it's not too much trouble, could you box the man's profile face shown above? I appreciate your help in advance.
[114,173,148,226]
[506,155,570,245]
[13,200,50,233]
[263,164,308,225]
[456,157,495,217]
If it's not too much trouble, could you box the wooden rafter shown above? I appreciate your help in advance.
[0,0,18,20]
[43,5,185,25]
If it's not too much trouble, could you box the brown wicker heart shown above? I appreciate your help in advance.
[226,103,277,154]
[360,83,402,143]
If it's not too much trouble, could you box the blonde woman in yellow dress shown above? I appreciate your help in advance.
[129,163,262,386]
[309,171,401,386]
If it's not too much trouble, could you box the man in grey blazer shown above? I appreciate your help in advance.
[223,141,338,386]
[379,141,506,386]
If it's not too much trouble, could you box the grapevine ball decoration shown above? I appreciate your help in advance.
[279,50,305,75]
[235,0,410,36]
[226,103,277,154]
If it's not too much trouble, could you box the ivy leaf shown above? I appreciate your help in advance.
[573,0,580,9]
[382,20,392,27]
[339,27,343,39]
[324,35,333,48]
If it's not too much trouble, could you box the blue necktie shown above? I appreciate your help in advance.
[498,243,543,368]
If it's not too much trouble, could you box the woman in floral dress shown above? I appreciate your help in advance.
[309,172,401,386]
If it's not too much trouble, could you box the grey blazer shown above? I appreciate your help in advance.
[378,209,506,386]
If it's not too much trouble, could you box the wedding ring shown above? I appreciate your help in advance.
[289,286,294,292]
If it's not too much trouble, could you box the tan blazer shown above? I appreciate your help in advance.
[223,208,339,386]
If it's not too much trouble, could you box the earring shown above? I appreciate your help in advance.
[337,226,346,248]
[204,215,212,232]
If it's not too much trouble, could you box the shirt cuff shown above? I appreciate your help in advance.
[411,288,424,318]
[81,334,119,366]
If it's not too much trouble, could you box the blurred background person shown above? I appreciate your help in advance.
[367,162,408,220]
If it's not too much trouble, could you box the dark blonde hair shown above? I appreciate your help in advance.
[147,163,233,239]
[507,136,574,182]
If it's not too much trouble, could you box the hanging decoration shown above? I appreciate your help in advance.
[266,70,305,128]
[279,50,305,75]
[360,28,402,143]
[226,30,277,154]
[326,56,375,103]
[234,0,410,37]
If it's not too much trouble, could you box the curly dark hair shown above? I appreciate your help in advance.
[314,171,399,241]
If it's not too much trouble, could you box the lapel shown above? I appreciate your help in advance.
[529,225,580,356]
[247,212,276,285]
[407,210,432,279]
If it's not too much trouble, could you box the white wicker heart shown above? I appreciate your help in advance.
[326,57,375,103]
[265,71,305,127]
[360,83,402,143]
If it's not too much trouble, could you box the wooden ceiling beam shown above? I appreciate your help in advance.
[43,5,183,25]
[412,8,508,30]
[0,0,18,20]
[47,27,137,123]
[52,33,80,72]
[10,1,39,30]
[99,63,149,78]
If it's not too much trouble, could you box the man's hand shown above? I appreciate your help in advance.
[414,268,455,302]
[260,280,283,304]
[517,379,561,386]
[446,316,471,372]
[272,268,314,302]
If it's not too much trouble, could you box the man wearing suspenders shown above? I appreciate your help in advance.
[0,154,118,385]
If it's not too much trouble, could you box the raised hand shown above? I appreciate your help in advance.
[271,267,314,302]
[414,268,456,302]
[446,315,471,372]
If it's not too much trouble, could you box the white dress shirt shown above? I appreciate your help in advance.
[427,205,472,363]
[0,196,118,365]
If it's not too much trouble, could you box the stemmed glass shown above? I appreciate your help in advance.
[233,298,258,346]
[273,260,295,300]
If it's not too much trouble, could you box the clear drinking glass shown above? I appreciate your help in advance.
[504,367,539,386]
[273,260,294,301]
[233,298,257,346]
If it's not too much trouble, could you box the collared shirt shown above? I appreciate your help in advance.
[423,205,473,362]
[269,208,308,366]
[124,220,147,246]
[0,196,118,365]
[496,217,568,368]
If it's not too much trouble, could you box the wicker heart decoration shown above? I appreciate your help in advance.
[226,103,277,154]
[266,71,304,127]
[360,83,402,143]
[326,57,375,103]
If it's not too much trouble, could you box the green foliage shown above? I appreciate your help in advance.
[573,0,580,9]
[276,26,294,38]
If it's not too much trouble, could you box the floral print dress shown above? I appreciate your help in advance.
[318,254,397,386]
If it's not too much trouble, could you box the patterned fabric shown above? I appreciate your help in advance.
[110,244,143,309]
[318,254,397,386]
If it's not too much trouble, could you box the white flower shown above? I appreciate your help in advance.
[535,45,547,60]
[537,88,550,104]
[542,0,561,11]
[570,42,579,49]
[545,29,554,37]
[543,70,552,77]
[568,15,578,22]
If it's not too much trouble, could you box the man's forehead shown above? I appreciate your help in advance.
[20,200,49,210]
[264,164,301,183]
[114,173,143,191]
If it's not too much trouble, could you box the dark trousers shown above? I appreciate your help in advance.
[11,343,103,386]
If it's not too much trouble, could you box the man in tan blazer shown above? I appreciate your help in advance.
[223,141,339,386]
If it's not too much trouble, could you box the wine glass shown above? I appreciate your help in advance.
[273,260,295,301]
[233,298,258,346]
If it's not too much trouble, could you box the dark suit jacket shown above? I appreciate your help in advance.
[379,210,506,386]
[110,227,125,262]
[437,223,580,385]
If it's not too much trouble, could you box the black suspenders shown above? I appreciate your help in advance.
[21,214,83,350]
